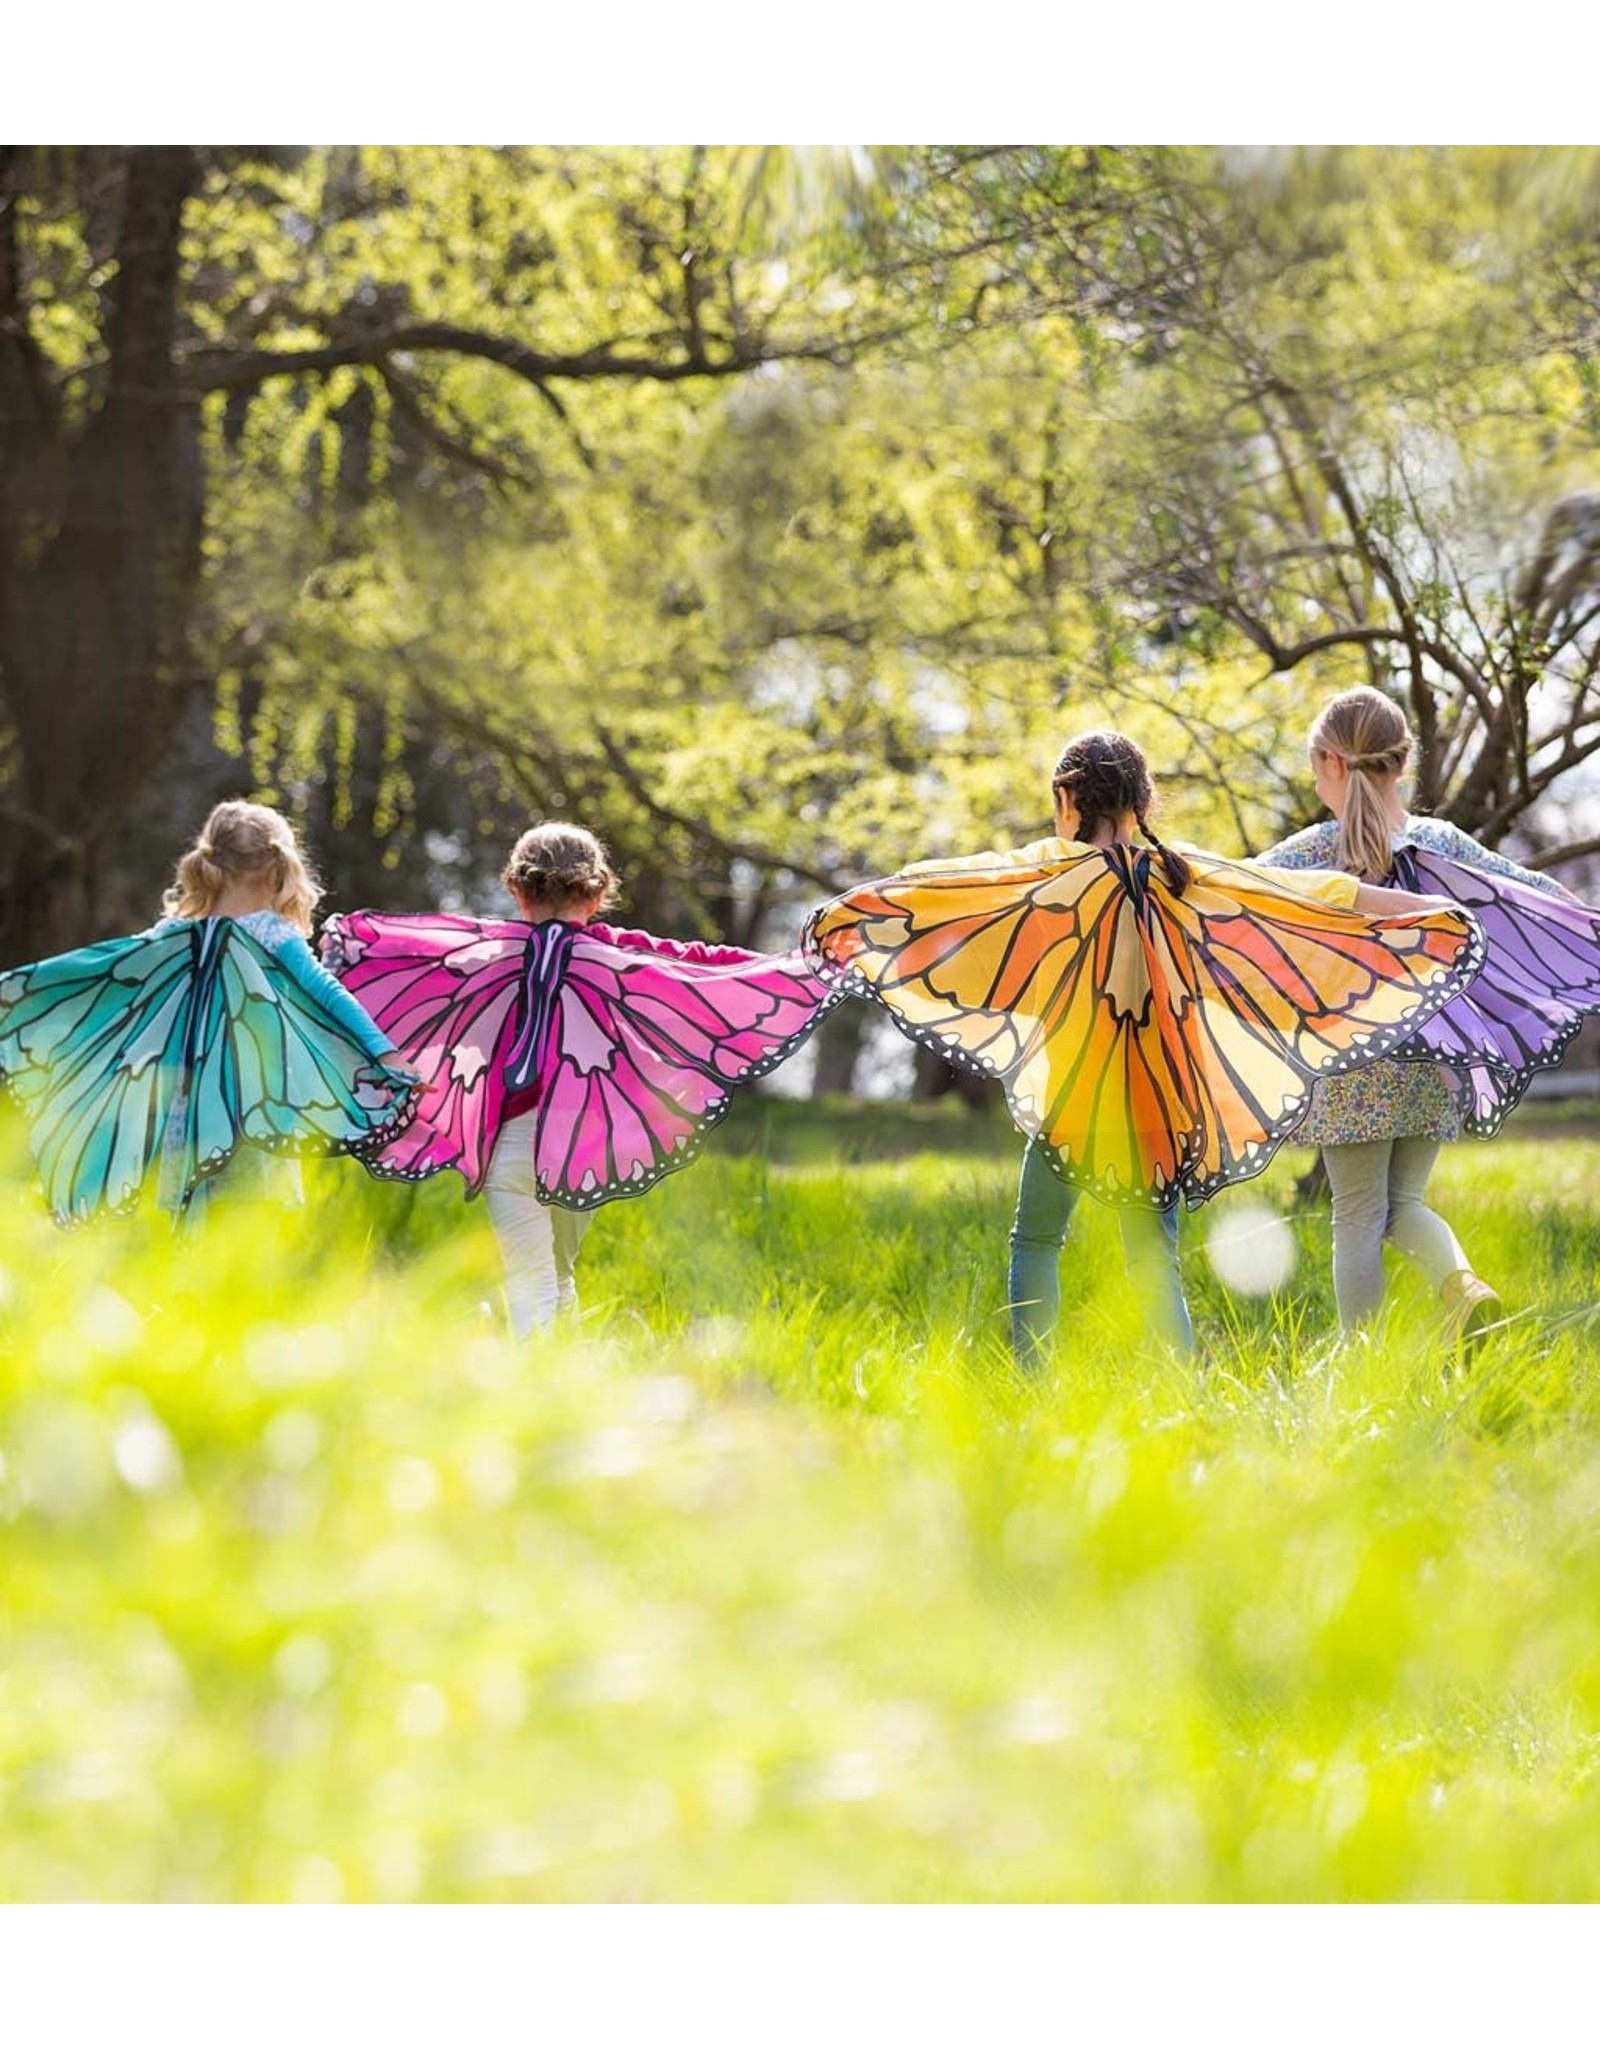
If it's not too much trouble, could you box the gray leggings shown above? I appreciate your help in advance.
[1321,1138,1471,1327]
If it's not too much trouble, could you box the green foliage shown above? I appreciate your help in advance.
[4,1099,1600,1901]
[14,145,1599,951]
[184,145,1600,932]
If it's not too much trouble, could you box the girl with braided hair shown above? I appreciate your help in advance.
[1258,687,1600,1342]
[323,821,838,1337]
[804,729,1486,1368]
[1010,734,1197,1354]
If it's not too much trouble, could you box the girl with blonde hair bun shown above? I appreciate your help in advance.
[0,800,418,1223]
[163,798,323,933]
[1259,685,1599,1344]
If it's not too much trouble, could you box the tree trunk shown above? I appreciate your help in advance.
[0,147,202,964]
[810,999,868,1096]
[912,1043,997,1111]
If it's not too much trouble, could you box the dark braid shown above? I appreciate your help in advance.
[1051,730,1191,895]
[1133,805,1192,895]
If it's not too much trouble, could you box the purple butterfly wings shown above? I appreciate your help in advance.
[1387,847,1600,1134]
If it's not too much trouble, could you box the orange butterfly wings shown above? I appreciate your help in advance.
[804,841,1483,1207]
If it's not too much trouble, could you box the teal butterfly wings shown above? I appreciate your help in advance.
[0,928,202,1220]
[0,920,416,1223]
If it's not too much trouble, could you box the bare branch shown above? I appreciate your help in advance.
[1525,835,1600,872]
[179,316,896,397]
[589,723,845,894]
[377,364,541,491]
[1255,624,1413,671]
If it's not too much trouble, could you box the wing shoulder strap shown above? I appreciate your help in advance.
[503,922,580,1091]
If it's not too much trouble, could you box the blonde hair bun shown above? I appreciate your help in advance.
[162,800,322,935]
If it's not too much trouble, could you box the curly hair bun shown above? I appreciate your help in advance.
[502,823,621,917]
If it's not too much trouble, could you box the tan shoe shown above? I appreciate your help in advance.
[1440,1270,1501,1347]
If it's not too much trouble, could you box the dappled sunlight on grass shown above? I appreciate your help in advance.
[2,1102,1600,1897]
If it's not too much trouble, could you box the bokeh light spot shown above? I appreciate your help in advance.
[1206,1203,1297,1294]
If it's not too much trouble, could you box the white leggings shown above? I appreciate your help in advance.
[1321,1138,1473,1328]
[482,1114,593,1338]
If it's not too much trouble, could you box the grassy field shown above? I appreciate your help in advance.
[2,1095,1600,1901]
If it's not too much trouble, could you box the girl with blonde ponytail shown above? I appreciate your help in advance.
[1259,685,1596,1343]
[163,799,323,934]
[0,801,418,1223]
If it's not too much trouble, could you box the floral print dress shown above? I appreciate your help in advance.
[1256,816,1574,1146]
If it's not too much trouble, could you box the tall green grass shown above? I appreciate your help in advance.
[2,1098,1599,1900]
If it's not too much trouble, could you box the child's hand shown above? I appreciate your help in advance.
[1354,882,1458,919]
[376,1055,424,1086]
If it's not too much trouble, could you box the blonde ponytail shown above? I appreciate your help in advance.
[1308,688,1413,883]
[170,843,228,915]
[1333,766,1398,884]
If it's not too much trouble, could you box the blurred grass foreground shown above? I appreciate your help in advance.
[4,1096,1600,1902]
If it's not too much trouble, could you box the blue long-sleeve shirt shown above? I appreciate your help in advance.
[149,910,396,1061]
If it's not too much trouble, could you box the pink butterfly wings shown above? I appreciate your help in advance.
[321,911,839,1205]
[321,911,532,1191]
[533,935,837,1206]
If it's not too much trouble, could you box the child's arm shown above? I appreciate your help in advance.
[591,921,764,968]
[1220,856,1455,923]
[272,932,416,1070]
[1352,881,1458,920]
[1232,860,1457,923]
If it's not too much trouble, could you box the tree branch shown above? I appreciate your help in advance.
[1525,835,1600,872]
[1476,727,1600,837]
[377,364,541,491]
[589,723,845,894]
[179,318,890,397]
[1255,623,1414,671]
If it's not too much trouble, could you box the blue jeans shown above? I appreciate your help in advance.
[1008,1140,1193,1367]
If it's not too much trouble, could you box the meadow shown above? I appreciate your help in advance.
[2,1094,1600,1902]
